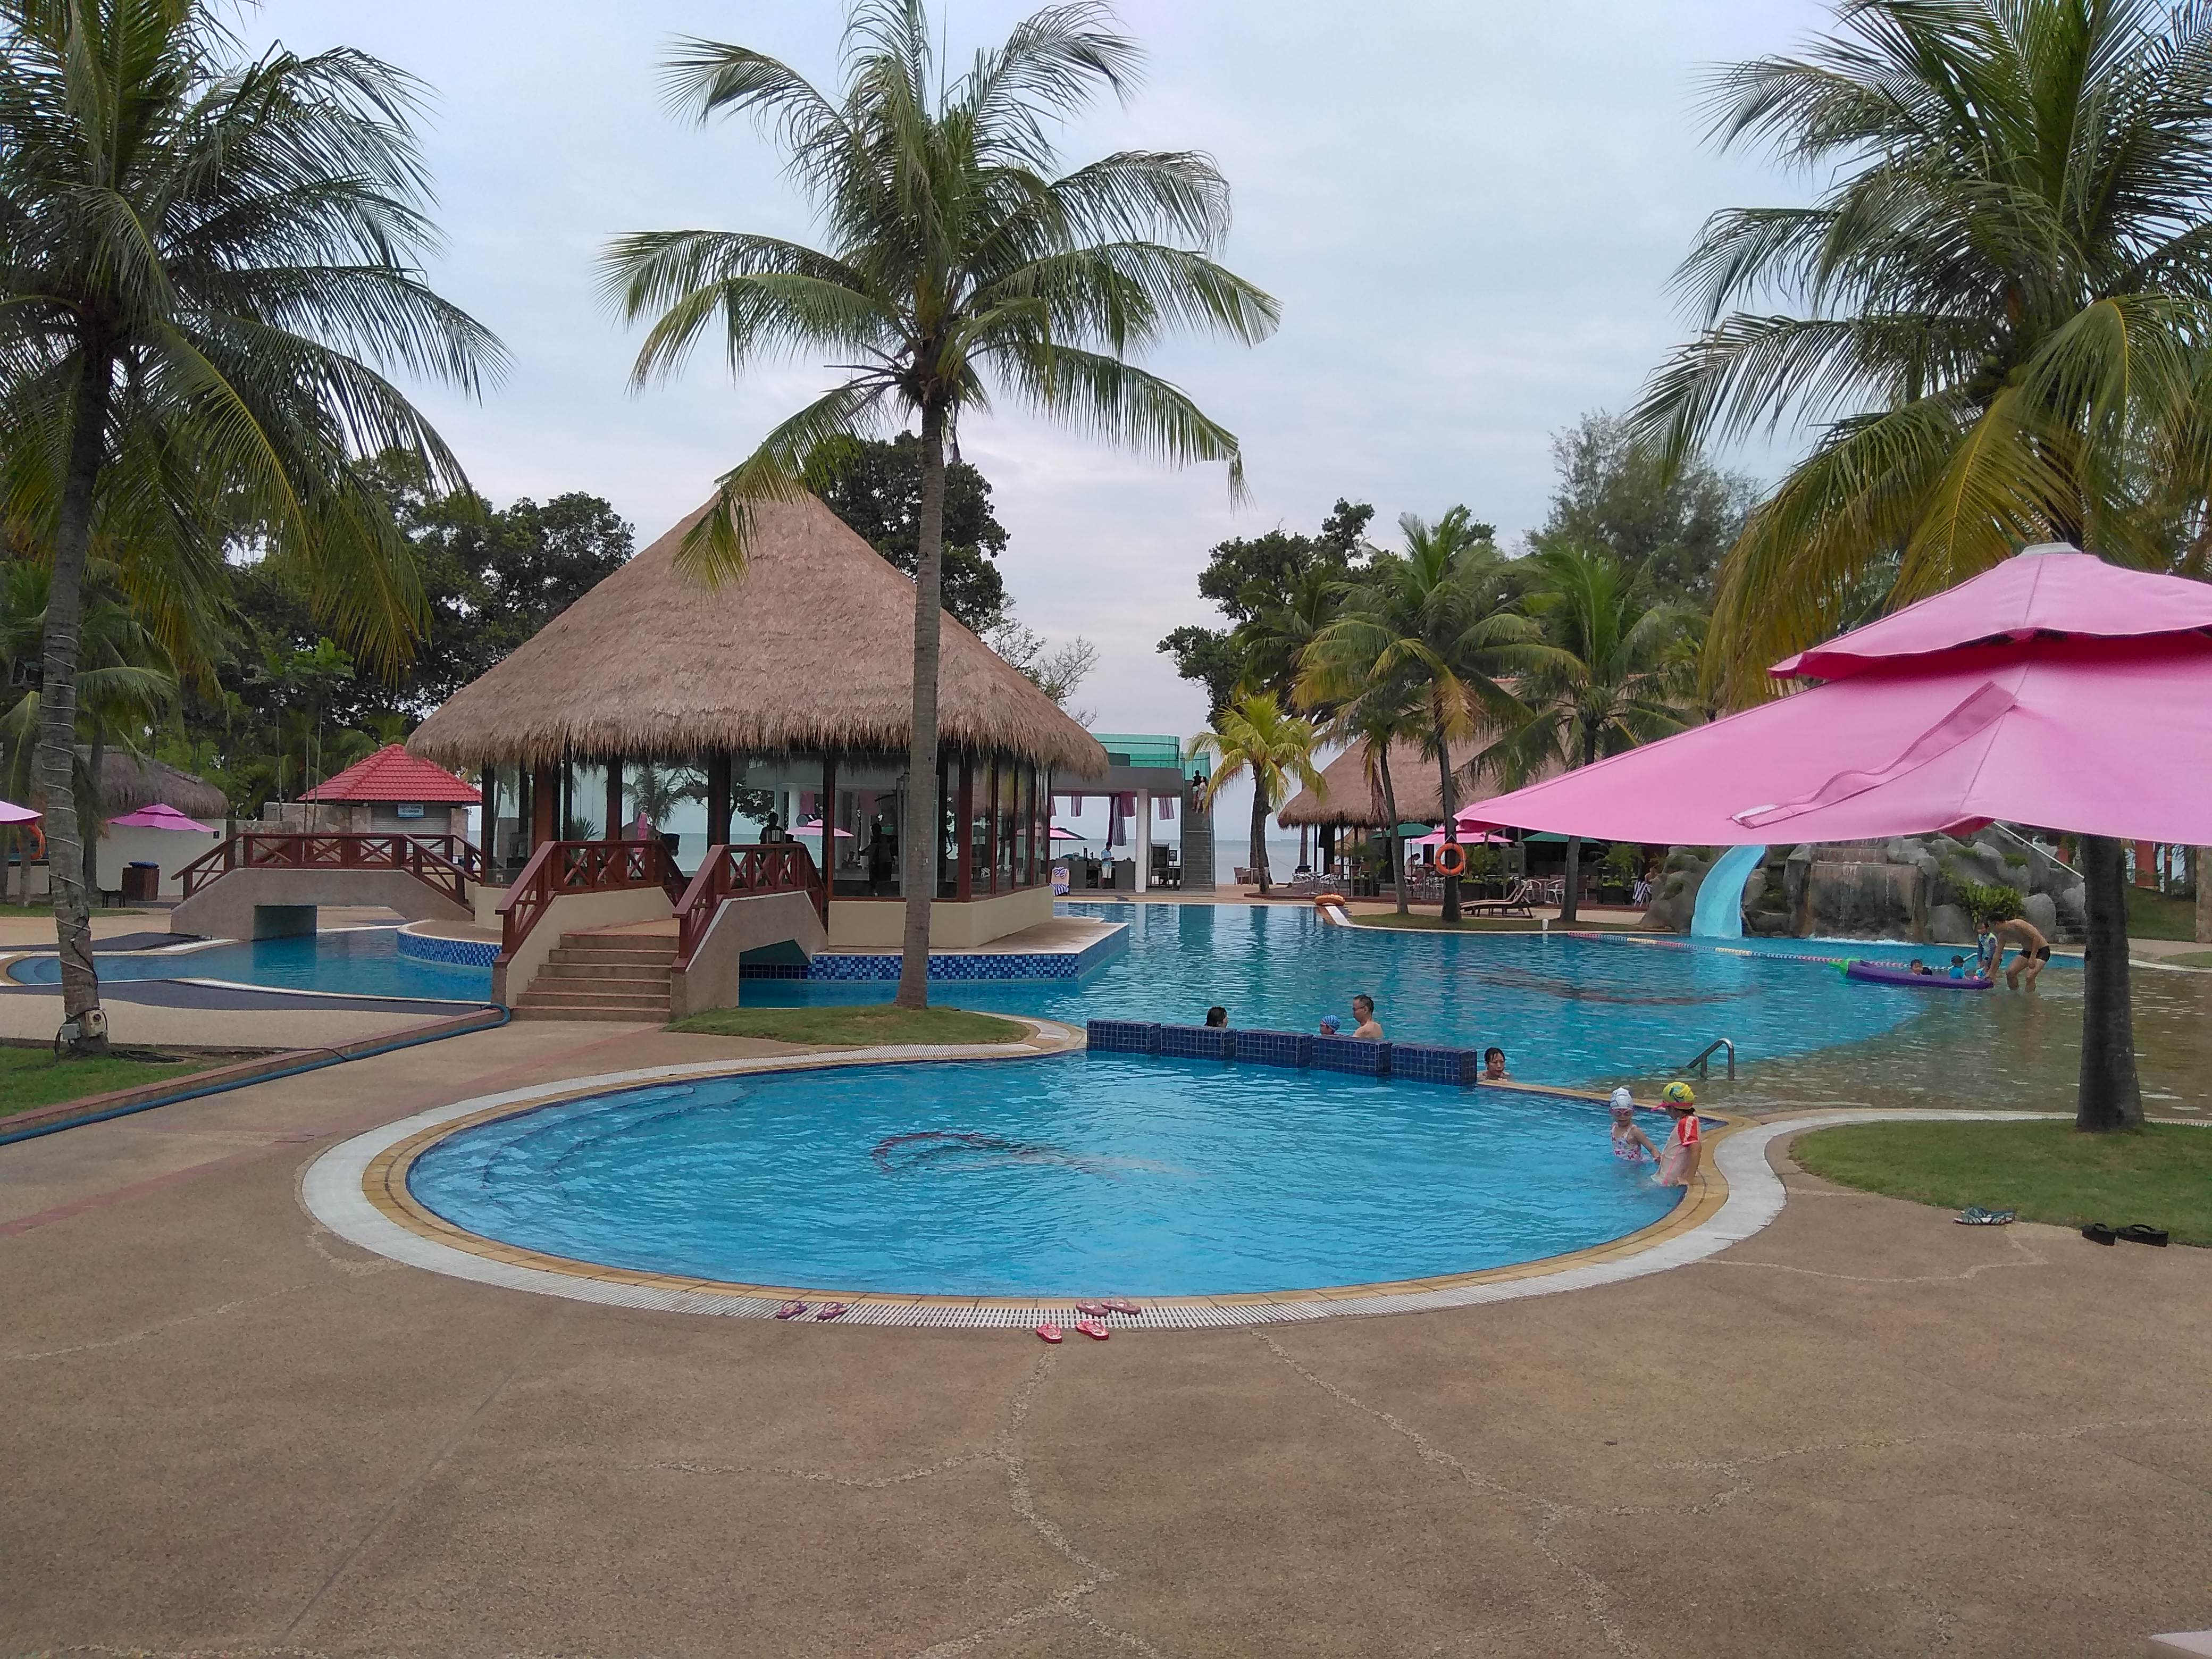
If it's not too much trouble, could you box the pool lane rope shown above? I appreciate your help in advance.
[299,1062,2064,1329]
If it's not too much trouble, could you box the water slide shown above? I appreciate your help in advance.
[1690,844,1767,939]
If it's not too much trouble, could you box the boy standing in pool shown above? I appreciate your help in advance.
[1992,915,2051,990]
[1655,1082,1701,1187]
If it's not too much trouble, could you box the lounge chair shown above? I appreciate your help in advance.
[1461,878,1536,918]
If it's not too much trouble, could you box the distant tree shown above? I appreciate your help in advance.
[1529,414,1754,607]
[811,435,1012,635]
[1192,693,1323,896]
[1160,499,1374,717]
[987,623,1099,724]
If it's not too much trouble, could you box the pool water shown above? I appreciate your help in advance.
[406,1056,1687,1296]
[7,927,492,1002]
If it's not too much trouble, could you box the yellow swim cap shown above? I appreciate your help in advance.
[1661,1080,1696,1106]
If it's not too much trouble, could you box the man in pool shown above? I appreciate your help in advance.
[1482,1046,1511,1081]
[1350,994,1383,1040]
[1204,1006,1228,1028]
[1992,915,2051,990]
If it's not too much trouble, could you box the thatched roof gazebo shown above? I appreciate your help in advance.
[1278,737,1486,829]
[410,493,1104,945]
[92,752,227,819]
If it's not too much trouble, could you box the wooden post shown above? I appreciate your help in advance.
[707,752,732,845]
[604,756,624,841]
[531,761,558,848]
[956,754,973,901]
[479,766,496,863]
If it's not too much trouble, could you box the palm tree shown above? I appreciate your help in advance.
[1633,0,2212,1130]
[1190,694,1322,896]
[1298,508,1526,922]
[629,763,703,835]
[1329,700,1415,916]
[0,1,502,1050]
[1480,545,1696,924]
[602,0,1277,1009]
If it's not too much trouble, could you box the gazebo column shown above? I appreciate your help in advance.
[604,756,624,841]
[706,752,732,845]
[1135,789,1152,892]
[479,765,496,860]
[820,751,838,927]
[531,761,558,850]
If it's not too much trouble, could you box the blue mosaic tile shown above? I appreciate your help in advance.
[1085,1019,1161,1055]
[1310,1034,1389,1076]
[1234,1028,1310,1070]
[1390,1042,1477,1087]
[397,929,499,968]
[1158,1023,1232,1062]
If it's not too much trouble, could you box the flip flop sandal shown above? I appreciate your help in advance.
[1035,1322,1064,1344]
[1074,1301,1110,1317]
[1102,1298,1143,1316]
[774,1301,808,1319]
[815,1302,848,1320]
[2081,1222,2118,1245]
[1074,1318,1110,1341]
[2117,1224,2171,1247]
[1955,1208,2015,1226]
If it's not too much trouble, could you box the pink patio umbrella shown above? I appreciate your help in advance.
[105,802,215,832]
[0,798,38,824]
[791,819,855,838]
[1462,546,2212,1130]
[1048,825,1084,841]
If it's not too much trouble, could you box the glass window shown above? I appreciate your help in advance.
[971,756,994,896]
[995,758,1016,890]
[937,753,960,899]
[1013,764,1032,886]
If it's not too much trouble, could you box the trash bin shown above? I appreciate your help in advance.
[122,861,161,902]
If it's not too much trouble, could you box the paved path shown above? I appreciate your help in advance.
[4,1024,2210,1656]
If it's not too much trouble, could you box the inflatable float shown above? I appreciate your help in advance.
[1842,960,1993,990]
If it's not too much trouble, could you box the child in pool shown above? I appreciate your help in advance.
[1608,1089,1656,1163]
[1654,1082,1702,1188]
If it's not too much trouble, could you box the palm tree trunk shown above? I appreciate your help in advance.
[1378,747,1407,915]
[79,726,105,920]
[2196,846,2210,944]
[39,335,113,1053]
[1250,783,1271,894]
[1561,836,1582,925]
[1435,730,1461,924]
[896,399,950,1009]
[2076,834,2143,1132]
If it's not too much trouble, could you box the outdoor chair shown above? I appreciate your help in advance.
[1462,878,1536,918]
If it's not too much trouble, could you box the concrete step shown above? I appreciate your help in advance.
[518,985,671,1010]
[510,1004,666,1023]
[538,960,672,982]
[549,940,676,960]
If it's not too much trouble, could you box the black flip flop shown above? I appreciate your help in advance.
[2081,1222,2118,1245]
[2116,1223,2170,1247]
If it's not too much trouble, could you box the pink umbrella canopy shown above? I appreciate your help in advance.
[105,801,214,832]
[0,798,37,825]
[1464,548,2212,849]
[792,819,855,839]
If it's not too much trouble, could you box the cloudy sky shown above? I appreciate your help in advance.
[256,0,1828,787]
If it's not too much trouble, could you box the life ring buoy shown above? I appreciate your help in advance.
[1314,892,1347,910]
[1434,843,1467,878]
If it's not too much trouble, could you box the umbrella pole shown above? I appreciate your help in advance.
[2075,834,2144,1132]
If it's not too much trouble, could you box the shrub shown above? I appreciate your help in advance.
[1956,881,2024,927]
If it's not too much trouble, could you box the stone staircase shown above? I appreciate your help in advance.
[512,924,675,1022]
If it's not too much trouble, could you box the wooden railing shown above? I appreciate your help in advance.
[177,833,482,904]
[495,839,688,966]
[673,843,825,969]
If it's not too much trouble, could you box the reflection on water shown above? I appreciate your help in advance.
[1684,962,2212,1118]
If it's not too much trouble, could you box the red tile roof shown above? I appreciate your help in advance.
[302,744,479,805]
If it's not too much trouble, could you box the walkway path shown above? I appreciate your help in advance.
[3,1023,2209,1654]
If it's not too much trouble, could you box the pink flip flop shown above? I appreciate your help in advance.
[1074,1300,1110,1317]
[774,1301,807,1320]
[1074,1318,1110,1341]
[815,1302,848,1321]
[1102,1298,1142,1316]
[1035,1322,1063,1344]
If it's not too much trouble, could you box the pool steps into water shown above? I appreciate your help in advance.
[1087,1018,1487,1087]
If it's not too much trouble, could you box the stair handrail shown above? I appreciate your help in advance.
[1680,1037,1737,1080]
[672,842,825,970]
[177,831,481,903]
[1985,822,2078,879]
[495,837,686,967]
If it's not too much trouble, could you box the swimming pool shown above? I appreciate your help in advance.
[404,1055,1687,1297]
[6,927,493,1002]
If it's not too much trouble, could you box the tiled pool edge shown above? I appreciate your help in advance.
[305,1046,2058,1326]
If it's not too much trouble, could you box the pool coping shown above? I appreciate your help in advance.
[304,1029,1856,1327]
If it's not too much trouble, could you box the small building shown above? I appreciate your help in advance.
[89,755,225,898]
[298,745,479,839]
[408,492,1106,950]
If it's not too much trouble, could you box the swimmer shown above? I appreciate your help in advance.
[1608,1089,1656,1163]
[1654,1081,1702,1188]
[1974,925,2000,979]
[1318,1013,1342,1035]
[1204,1006,1228,1028]
[1991,915,2050,990]
[1908,959,1935,976]
[1482,1046,1511,1081]
[1350,994,1384,1040]
[1949,955,1969,979]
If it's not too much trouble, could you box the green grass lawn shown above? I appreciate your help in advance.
[1352,912,1646,933]
[668,1004,1031,1046]
[2125,886,2202,942]
[1793,1119,2212,1245]
[0,1045,223,1118]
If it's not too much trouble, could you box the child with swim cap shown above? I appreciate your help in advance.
[1608,1088,1656,1163]
[1655,1082,1702,1188]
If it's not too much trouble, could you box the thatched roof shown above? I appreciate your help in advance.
[90,752,227,819]
[1278,736,1559,828]
[409,494,1105,774]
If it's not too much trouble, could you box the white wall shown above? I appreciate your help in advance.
[93,822,223,897]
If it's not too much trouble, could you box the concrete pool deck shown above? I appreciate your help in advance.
[5,1019,2211,1655]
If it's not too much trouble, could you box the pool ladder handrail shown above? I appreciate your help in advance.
[1682,1037,1737,1080]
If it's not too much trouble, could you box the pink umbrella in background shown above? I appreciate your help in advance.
[0,798,38,825]
[1464,546,2212,1130]
[106,802,215,832]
